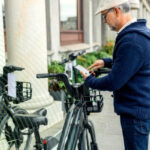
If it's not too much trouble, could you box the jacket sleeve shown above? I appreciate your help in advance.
[85,42,144,91]
[102,58,113,68]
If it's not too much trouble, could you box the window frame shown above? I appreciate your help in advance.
[60,0,84,45]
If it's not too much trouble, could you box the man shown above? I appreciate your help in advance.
[80,0,150,150]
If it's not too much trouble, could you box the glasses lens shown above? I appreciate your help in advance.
[102,8,113,20]
[102,13,106,20]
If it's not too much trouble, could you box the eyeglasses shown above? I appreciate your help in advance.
[101,8,114,20]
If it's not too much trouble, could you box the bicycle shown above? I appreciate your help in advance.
[0,66,52,150]
[36,67,111,150]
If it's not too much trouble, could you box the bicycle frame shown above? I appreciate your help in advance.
[57,103,77,150]
[36,65,111,150]
[58,99,98,150]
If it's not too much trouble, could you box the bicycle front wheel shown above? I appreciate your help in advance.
[78,120,98,150]
[0,107,32,150]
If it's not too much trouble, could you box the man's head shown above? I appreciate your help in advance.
[96,0,132,32]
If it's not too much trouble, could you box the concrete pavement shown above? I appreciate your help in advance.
[89,91,150,150]
[89,91,124,150]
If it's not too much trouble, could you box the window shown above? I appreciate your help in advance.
[60,0,84,45]
[60,0,77,31]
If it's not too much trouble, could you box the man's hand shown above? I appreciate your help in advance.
[80,59,105,80]
[88,59,105,70]
[80,71,90,80]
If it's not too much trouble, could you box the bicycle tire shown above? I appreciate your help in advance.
[0,107,32,150]
[77,120,98,150]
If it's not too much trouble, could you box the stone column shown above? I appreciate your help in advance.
[49,0,61,61]
[101,20,108,46]
[146,10,150,27]
[143,7,146,19]
[93,0,102,45]
[5,0,63,129]
[89,0,93,52]
[5,0,51,109]
[130,0,140,9]
[0,0,5,73]
[138,0,143,18]
[83,0,90,43]
[84,0,102,47]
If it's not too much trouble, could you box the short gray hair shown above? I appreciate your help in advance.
[118,2,131,13]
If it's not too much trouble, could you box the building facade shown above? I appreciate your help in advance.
[46,0,150,61]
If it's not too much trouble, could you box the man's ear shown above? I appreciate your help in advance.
[113,7,120,17]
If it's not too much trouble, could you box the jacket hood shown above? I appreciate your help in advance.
[116,19,150,42]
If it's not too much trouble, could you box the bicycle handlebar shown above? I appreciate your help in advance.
[59,58,69,65]
[37,73,75,97]
[3,65,24,73]
[36,68,111,98]
[36,73,58,79]
[73,49,86,57]
[59,50,86,65]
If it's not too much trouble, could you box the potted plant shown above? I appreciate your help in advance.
[48,61,66,101]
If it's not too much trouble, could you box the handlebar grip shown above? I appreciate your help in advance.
[94,68,111,77]
[98,68,111,74]
[73,50,86,57]
[79,50,86,55]
[59,50,86,64]
[3,65,24,73]
[36,73,58,78]
[59,58,69,65]
[13,66,24,71]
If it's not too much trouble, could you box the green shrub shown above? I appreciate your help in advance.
[101,41,114,56]
[48,61,65,74]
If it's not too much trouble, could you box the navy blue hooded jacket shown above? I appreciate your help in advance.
[85,19,150,120]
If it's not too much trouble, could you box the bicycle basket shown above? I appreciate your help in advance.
[15,81,32,103]
[84,88,103,114]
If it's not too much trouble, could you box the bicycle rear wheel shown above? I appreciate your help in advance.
[0,107,32,150]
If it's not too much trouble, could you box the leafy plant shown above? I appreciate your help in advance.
[48,61,64,74]
[48,61,65,91]
[101,40,114,56]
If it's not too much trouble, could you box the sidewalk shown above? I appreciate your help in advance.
[89,91,124,150]
[89,91,150,150]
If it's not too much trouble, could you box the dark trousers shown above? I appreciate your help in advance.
[120,115,150,150]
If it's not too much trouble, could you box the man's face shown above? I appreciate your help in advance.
[101,8,119,31]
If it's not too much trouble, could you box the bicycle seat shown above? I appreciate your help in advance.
[32,108,47,116]
[13,113,48,130]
